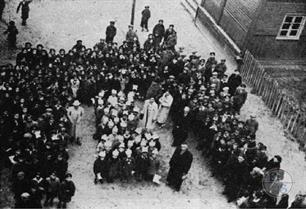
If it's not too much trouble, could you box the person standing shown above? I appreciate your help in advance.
[126,25,138,45]
[67,100,84,145]
[141,97,158,130]
[152,19,165,48]
[16,0,32,26]
[140,6,151,32]
[167,144,193,191]
[3,21,18,49]
[105,21,117,43]
[0,0,5,20]
[156,91,173,126]
[58,173,75,209]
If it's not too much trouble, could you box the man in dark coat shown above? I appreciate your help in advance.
[152,19,165,47]
[58,173,75,209]
[166,144,193,191]
[17,0,32,26]
[105,21,117,43]
[140,6,151,32]
[3,21,18,49]
[172,123,188,147]
[227,70,242,95]
[0,0,5,20]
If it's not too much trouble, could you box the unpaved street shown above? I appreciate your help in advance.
[1,0,306,208]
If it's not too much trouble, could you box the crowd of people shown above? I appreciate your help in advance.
[1,8,306,207]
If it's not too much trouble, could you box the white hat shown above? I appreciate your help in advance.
[101,134,108,141]
[73,100,80,106]
[140,139,147,147]
[98,91,105,97]
[114,117,120,124]
[21,192,30,198]
[112,149,119,157]
[117,135,124,142]
[132,85,138,90]
[128,114,135,121]
[125,149,132,156]
[145,133,152,140]
[120,121,127,128]
[127,140,134,148]
[111,89,117,95]
[123,110,129,115]
[97,98,103,105]
[118,142,125,148]
[149,140,156,147]
[152,148,159,155]
[141,146,148,153]
[105,140,112,148]
[134,135,141,143]
[135,127,142,134]
[133,106,140,113]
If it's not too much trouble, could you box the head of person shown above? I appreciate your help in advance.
[73,100,80,109]
[65,173,72,181]
[158,19,163,25]
[181,143,188,152]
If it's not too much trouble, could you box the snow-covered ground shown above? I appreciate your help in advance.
[1,0,306,208]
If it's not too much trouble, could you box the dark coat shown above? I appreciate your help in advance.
[169,148,193,175]
[17,1,31,19]
[141,8,151,20]
[106,25,117,39]
[58,180,75,202]
[152,24,165,38]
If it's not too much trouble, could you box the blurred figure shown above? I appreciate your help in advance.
[3,21,18,49]
[167,144,193,191]
[106,21,117,43]
[140,6,151,32]
[16,0,32,26]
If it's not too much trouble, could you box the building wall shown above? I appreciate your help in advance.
[246,0,306,59]
[201,0,261,49]
[201,0,224,22]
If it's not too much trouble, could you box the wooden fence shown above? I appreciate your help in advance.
[240,50,306,144]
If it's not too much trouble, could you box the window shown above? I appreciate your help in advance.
[277,15,306,40]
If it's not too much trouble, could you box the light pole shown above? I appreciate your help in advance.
[130,0,136,25]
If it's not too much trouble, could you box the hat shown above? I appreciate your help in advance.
[127,140,134,148]
[110,20,115,24]
[128,25,134,28]
[212,72,218,75]
[112,149,119,157]
[152,148,159,155]
[111,89,117,95]
[133,106,140,113]
[149,140,156,147]
[145,5,149,8]
[135,135,142,143]
[101,134,108,141]
[135,127,142,134]
[125,149,132,156]
[123,110,129,115]
[158,19,164,22]
[98,91,105,97]
[77,40,82,43]
[210,52,215,56]
[169,75,175,79]
[132,85,138,91]
[141,146,148,153]
[73,100,80,106]
[21,192,30,198]
[23,133,32,138]
[120,121,127,128]
[145,133,152,140]
[65,173,72,178]
[223,87,229,91]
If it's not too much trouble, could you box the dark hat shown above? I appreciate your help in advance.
[210,52,215,56]
[9,21,15,25]
[110,20,115,24]
[128,25,134,28]
[145,5,149,8]
[65,173,72,178]
[158,19,164,22]
[169,24,174,27]
[77,40,82,43]
[36,44,43,48]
